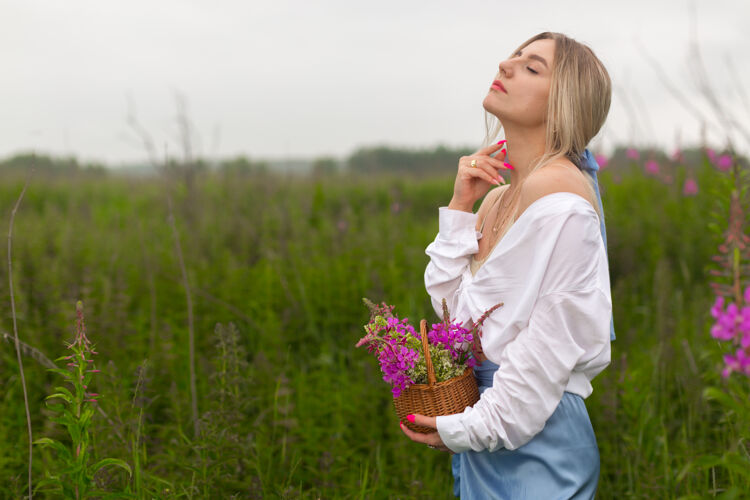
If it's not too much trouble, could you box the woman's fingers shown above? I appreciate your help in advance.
[486,156,510,170]
[463,157,508,185]
[472,149,510,171]
[476,140,506,157]
[451,144,509,206]
[399,419,452,453]
[465,160,505,185]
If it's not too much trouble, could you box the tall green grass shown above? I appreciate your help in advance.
[0,159,747,498]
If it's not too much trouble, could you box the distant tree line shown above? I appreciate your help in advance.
[0,153,107,176]
[1,144,741,178]
[345,144,476,175]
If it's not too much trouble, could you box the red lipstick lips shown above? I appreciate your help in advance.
[491,80,507,94]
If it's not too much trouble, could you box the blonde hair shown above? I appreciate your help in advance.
[482,32,612,220]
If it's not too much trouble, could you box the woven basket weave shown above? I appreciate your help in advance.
[393,319,480,433]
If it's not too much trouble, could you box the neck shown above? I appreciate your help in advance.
[502,126,548,186]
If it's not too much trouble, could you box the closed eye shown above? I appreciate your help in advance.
[528,67,538,74]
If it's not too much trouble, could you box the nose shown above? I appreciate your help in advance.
[497,60,511,78]
[498,53,523,76]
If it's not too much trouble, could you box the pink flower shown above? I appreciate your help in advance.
[645,160,660,175]
[742,322,750,349]
[595,154,608,168]
[626,148,640,160]
[710,299,739,341]
[711,322,735,341]
[711,296,725,318]
[716,154,733,172]
[710,294,750,360]
[683,178,698,196]
[722,348,750,378]
[359,299,495,397]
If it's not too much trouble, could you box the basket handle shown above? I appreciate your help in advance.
[420,319,436,387]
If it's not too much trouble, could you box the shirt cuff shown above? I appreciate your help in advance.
[438,207,482,241]
[436,410,476,454]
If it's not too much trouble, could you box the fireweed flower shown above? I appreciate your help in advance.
[710,288,750,378]
[716,154,733,172]
[626,148,640,160]
[722,349,750,378]
[710,301,740,341]
[683,178,698,196]
[64,300,101,403]
[357,298,501,398]
[33,301,131,494]
[645,159,660,175]
[428,321,476,367]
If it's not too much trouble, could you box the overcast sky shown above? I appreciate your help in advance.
[2,0,748,166]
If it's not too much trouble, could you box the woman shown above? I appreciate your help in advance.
[399,32,616,498]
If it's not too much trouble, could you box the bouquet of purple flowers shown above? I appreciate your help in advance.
[356,297,503,398]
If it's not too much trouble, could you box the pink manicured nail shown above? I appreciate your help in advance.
[501,149,506,154]
[407,414,415,423]
[503,162,514,170]
[497,140,506,145]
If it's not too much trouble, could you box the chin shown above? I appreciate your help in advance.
[482,100,503,122]
[482,96,500,116]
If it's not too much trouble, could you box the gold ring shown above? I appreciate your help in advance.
[471,159,477,168]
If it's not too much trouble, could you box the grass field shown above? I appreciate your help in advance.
[1,157,749,498]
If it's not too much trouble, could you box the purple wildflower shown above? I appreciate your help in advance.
[710,289,750,378]
[645,159,660,175]
[722,348,750,378]
[683,178,698,196]
[716,154,733,172]
[358,298,502,397]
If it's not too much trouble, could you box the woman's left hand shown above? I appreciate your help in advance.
[399,414,454,454]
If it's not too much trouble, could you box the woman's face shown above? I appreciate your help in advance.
[483,38,555,130]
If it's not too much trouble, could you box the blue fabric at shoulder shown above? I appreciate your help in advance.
[580,149,616,342]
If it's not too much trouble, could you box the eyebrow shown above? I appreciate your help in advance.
[515,49,549,69]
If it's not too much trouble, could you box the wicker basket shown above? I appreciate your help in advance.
[393,319,480,433]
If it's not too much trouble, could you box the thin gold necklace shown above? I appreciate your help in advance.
[491,181,522,234]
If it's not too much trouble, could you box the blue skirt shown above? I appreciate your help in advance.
[450,358,600,499]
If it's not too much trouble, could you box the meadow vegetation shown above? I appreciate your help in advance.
[1,150,749,498]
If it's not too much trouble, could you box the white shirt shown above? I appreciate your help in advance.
[425,191,613,454]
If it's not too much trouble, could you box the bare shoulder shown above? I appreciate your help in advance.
[475,184,510,231]
[517,160,595,218]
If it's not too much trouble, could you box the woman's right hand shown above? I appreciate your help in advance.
[449,142,512,211]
